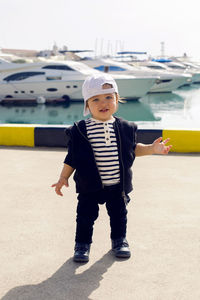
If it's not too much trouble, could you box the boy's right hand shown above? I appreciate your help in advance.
[51,177,69,196]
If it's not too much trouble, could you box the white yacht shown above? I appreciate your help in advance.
[82,58,157,97]
[0,59,151,103]
[82,57,191,93]
[165,61,200,83]
[131,60,192,92]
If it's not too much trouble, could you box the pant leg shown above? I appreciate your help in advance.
[75,193,99,244]
[105,186,128,240]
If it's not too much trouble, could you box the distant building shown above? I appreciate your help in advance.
[37,49,52,57]
[1,48,38,57]
[1,44,70,59]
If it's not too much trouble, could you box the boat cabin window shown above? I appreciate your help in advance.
[42,65,75,71]
[157,79,172,84]
[47,88,58,92]
[94,65,126,72]
[3,72,45,82]
[147,65,165,69]
[46,76,62,80]
[168,65,185,70]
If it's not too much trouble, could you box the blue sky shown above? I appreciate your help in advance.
[0,0,200,59]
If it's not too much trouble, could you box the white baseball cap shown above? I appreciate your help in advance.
[82,74,119,116]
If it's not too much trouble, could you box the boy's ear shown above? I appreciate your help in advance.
[116,93,119,103]
[86,100,91,112]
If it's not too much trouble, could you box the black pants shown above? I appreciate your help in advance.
[75,184,128,244]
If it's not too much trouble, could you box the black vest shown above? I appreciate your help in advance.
[64,117,137,196]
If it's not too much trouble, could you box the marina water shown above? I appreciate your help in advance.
[0,85,200,129]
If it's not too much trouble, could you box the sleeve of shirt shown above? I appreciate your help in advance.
[63,127,76,169]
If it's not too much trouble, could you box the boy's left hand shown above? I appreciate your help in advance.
[152,137,172,154]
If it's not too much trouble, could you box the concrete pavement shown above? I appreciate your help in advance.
[1,147,200,300]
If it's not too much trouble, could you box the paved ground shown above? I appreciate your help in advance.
[1,146,200,300]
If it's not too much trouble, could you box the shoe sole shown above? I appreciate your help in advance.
[112,250,131,258]
[115,253,131,258]
[73,257,89,263]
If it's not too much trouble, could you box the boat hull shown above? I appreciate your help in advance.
[0,76,156,101]
[149,76,191,93]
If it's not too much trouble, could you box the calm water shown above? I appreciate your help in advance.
[0,85,200,129]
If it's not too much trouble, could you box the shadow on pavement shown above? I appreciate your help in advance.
[1,251,115,300]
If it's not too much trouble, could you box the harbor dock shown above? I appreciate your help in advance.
[1,146,200,300]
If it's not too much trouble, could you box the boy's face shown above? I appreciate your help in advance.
[87,93,118,121]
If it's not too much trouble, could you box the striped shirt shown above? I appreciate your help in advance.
[85,117,120,186]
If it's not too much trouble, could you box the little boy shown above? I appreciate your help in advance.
[52,73,172,262]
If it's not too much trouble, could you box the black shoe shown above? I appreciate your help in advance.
[73,243,90,262]
[112,237,131,258]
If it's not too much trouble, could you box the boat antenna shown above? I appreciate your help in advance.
[161,41,165,57]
